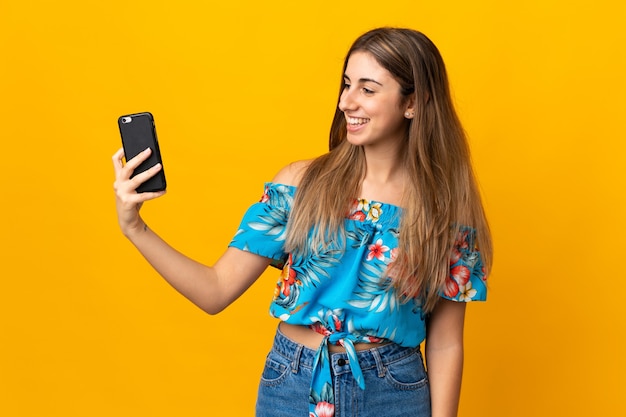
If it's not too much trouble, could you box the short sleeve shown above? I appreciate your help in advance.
[228,183,295,269]
[440,226,487,302]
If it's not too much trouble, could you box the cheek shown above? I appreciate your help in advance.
[376,106,404,124]
[382,111,410,132]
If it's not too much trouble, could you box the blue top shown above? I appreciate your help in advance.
[229,182,486,416]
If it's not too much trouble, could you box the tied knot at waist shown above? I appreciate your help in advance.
[308,317,389,390]
[315,331,366,389]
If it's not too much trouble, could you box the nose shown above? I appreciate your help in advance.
[338,87,356,113]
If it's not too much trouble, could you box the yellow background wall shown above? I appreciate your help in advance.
[1,0,624,415]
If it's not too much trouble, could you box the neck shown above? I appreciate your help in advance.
[362,142,405,184]
[359,144,407,206]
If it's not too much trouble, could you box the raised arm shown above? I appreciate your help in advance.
[425,298,467,417]
[112,147,271,314]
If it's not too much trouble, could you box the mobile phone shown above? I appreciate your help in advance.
[118,112,167,193]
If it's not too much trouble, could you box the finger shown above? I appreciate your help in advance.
[129,162,162,189]
[112,148,125,172]
[124,148,153,171]
[114,172,165,201]
[138,190,167,201]
[113,160,162,196]
[115,148,153,182]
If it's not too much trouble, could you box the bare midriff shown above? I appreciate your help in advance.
[279,322,388,353]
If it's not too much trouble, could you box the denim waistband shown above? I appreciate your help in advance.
[270,325,421,377]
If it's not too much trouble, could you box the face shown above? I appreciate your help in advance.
[338,51,413,150]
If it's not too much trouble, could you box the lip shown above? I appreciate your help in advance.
[345,116,369,133]
[345,115,369,122]
[346,122,367,133]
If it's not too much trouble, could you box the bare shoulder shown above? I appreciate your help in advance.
[271,159,314,187]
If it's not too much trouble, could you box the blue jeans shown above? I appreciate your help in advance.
[256,326,431,417]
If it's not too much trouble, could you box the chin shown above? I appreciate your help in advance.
[345,133,369,147]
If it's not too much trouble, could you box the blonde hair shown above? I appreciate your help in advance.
[285,28,492,313]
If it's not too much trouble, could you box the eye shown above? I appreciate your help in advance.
[362,87,375,95]
[343,82,351,90]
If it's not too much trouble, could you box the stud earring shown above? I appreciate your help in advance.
[405,112,414,118]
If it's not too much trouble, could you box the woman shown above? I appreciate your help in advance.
[113,27,492,417]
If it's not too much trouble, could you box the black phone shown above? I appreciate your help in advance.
[118,112,167,193]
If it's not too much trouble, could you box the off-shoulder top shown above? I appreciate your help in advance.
[229,182,486,416]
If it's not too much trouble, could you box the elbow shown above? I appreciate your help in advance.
[188,288,229,315]
[199,300,228,316]
[203,306,224,316]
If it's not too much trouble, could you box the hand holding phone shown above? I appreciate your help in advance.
[118,112,167,193]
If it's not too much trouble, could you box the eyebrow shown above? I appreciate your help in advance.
[343,74,383,86]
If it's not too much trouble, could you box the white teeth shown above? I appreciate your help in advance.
[347,117,369,125]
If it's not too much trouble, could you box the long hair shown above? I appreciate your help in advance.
[285,28,492,313]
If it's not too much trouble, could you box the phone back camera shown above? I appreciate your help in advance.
[121,117,132,124]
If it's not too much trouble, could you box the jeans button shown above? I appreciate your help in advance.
[337,358,346,366]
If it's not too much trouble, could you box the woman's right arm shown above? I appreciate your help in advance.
[112,147,271,315]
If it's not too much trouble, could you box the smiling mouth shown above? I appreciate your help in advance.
[346,117,369,125]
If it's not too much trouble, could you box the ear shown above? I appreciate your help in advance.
[403,96,416,119]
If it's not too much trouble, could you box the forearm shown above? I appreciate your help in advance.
[124,222,222,314]
[426,342,464,417]
[425,299,467,417]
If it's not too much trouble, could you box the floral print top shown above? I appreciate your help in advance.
[229,183,487,417]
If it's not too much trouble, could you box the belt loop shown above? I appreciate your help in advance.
[371,347,386,378]
[292,344,303,374]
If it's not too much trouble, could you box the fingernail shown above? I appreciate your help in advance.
[144,147,151,153]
